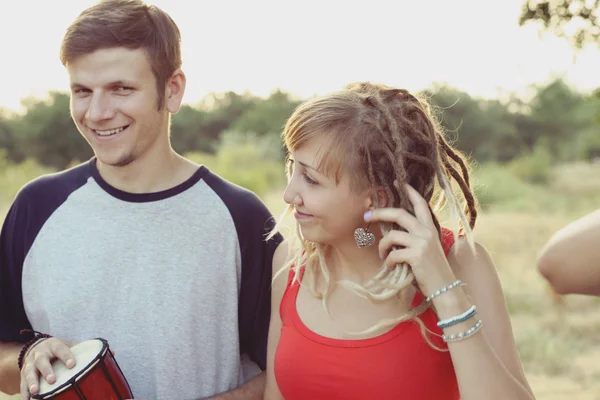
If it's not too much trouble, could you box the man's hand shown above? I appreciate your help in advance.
[20,337,77,400]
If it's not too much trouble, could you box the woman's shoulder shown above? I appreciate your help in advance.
[446,235,499,295]
[272,240,301,296]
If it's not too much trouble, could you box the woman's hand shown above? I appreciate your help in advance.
[364,183,458,297]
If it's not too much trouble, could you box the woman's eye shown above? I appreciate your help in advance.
[303,173,318,185]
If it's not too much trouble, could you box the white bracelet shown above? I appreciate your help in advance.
[442,319,483,343]
[426,280,462,302]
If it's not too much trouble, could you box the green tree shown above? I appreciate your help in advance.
[170,105,210,154]
[527,79,585,159]
[519,0,600,49]
[195,91,258,146]
[185,131,285,197]
[171,91,261,155]
[425,84,522,162]
[12,92,92,169]
[572,91,600,159]
[0,116,23,163]
[232,89,301,136]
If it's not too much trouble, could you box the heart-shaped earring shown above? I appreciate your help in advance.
[354,223,376,248]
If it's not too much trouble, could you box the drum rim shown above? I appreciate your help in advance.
[31,338,110,399]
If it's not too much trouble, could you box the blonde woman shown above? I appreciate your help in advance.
[264,83,535,400]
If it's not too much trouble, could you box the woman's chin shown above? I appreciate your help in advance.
[298,227,332,246]
[299,227,319,242]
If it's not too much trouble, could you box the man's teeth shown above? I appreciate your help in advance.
[96,126,126,136]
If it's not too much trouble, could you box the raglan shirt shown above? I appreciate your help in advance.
[0,158,283,400]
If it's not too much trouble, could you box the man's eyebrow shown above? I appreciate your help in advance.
[70,80,135,90]
[106,80,135,87]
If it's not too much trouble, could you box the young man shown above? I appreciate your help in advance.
[0,1,283,399]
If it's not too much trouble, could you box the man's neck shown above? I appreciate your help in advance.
[96,148,197,194]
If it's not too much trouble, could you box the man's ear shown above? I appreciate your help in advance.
[165,68,186,114]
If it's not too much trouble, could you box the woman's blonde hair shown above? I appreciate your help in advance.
[271,82,478,340]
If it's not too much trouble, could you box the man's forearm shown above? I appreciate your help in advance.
[208,371,266,400]
[0,341,22,395]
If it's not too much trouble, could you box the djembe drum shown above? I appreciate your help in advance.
[32,338,133,400]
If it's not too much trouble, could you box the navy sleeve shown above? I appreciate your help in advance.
[203,171,283,370]
[1,163,91,342]
[237,201,282,371]
[0,192,34,342]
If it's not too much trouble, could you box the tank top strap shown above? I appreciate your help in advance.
[279,265,305,322]
[440,227,456,256]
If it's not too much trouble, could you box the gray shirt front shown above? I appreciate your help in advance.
[0,159,282,399]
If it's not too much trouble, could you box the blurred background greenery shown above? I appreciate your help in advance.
[2,0,600,399]
[2,79,599,212]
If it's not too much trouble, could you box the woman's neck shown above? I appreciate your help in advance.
[325,238,385,283]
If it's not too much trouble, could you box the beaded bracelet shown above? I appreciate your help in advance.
[426,279,463,303]
[437,305,477,329]
[17,330,52,370]
[442,319,483,343]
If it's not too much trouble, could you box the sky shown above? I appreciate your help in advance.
[0,0,599,113]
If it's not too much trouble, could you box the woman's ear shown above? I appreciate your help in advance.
[377,187,389,208]
[363,187,389,209]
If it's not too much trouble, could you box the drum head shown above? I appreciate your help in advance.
[38,339,106,396]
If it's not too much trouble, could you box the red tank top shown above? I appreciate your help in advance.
[274,228,460,400]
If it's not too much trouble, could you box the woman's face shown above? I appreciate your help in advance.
[283,135,371,246]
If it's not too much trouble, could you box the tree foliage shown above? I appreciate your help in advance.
[0,80,598,171]
[519,0,600,49]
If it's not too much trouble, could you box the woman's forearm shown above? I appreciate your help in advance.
[432,293,534,400]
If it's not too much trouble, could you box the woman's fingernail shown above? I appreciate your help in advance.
[66,359,75,368]
[364,211,372,220]
[46,374,54,382]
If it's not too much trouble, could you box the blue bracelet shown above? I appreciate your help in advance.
[437,305,477,329]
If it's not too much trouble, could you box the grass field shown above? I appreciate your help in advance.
[1,160,600,400]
